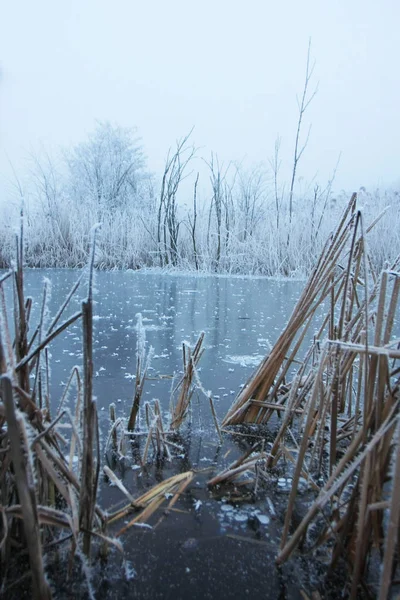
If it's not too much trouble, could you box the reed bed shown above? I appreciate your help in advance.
[219,194,400,598]
[0,220,202,598]
[104,331,209,470]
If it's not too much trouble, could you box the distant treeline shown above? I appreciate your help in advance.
[1,122,399,276]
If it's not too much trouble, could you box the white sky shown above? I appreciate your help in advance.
[0,0,399,200]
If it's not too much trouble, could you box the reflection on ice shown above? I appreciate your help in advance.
[222,354,265,367]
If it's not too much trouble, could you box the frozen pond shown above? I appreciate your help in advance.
[10,269,328,600]
[20,269,305,423]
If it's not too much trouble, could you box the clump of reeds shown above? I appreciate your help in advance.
[274,268,400,599]
[220,194,400,598]
[105,319,212,472]
[140,399,172,464]
[110,325,221,470]
[105,403,127,460]
[105,314,154,464]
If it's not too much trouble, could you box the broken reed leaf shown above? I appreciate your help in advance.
[115,471,194,536]
[103,465,137,506]
[207,454,266,487]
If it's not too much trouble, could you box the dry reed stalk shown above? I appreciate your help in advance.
[46,272,84,336]
[207,453,266,487]
[170,331,205,430]
[6,505,71,529]
[127,313,154,431]
[16,310,83,372]
[109,403,118,450]
[79,225,101,557]
[141,421,155,464]
[0,285,15,373]
[378,416,400,600]
[14,213,30,394]
[2,375,52,599]
[103,465,137,506]
[31,280,46,407]
[153,399,172,460]
[105,417,126,459]
[209,396,223,443]
[279,350,328,549]
[136,402,171,465]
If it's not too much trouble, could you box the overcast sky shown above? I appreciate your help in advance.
[0,0,399,201]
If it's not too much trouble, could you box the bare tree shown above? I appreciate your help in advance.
[236,164,267,241]
[269,136,285,231]
[187,172,200,270]
[205,154,238,270]
[29,151,73,252]
[288,39,319,242]
[310,153,341,247]
[66,121,146,215]
[223,176,236,255]
[157,129,196,266]
[30,151,61,215]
